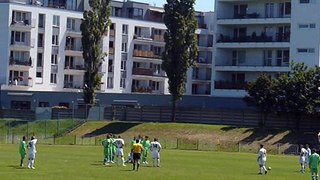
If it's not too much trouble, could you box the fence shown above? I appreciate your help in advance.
[0,133,300,155]
[2,106,320,132]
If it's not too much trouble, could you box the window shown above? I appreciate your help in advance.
[50,73,57,84]
[133,8,143,18]
[263,50,273,66]
[122,24,128,35]
[279,2,291,17]
[299,23,316,29]
[150,81,160,91]
[67,18,75,30]
[121,42,127,52]
[37,53,43,67]
[297,48,315,53]
[36,72,42,78]
[277,50,289,66]
[300,0,310,3]
[299,24,309,29]
[51,54,58,64]
[120,78,126,88]
[265,3,275,18]
[38,14,45,28]
[107,77,113,89]
[11,101,31,110]
[112,7,122,17]
[121,60,126,70]
[38,33,44,47]
[232,50,246,65]
[53,15,60,26]
[52,35,59,45]
[38,102,49,107]
[108,59,113,72]
[12,31,26,43]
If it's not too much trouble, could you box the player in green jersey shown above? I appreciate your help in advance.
[141,136,151,165]
[101,134,111,165]
[309,148,320,180]
[19,136,26,167]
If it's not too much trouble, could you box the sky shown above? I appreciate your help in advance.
[132,0,215,12]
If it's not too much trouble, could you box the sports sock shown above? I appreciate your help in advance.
[157,159,160,167]
[20,159,23,166]
[121,157,125,165]
[133,163,135,170]
[137,163,140,171]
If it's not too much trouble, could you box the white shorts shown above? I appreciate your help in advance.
[152,151,160,159]
[116,148,124,157]
[29,153,36,159]
[299,156,306,164]
[258,159,266,166]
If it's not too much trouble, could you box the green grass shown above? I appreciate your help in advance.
[0,119,83,138]
[0,144,310,180]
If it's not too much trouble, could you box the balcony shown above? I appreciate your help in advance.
[10,40,34,50]
[133,50,155,58]
[109,48,114,55]
[65,45,83,56]
[66,29,82,38]
[64,83,82,89]
[215,81,247,90]
[132,86,152,93]
[132,67,166,77]
[64,65,85,74]
[109,29,115,37]
[10,19,34,30]
[9,58,32,67]
[152,34,164,42]
[132,68,153,76]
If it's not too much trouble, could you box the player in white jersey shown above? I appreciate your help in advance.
[299,145,308,173]
[306,144,312,167]
[27,136,38,169]
[114,135,126,166]
[150,138,162,167]
[257,144,267,175]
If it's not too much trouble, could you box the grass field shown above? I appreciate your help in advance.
[0,144,310,180]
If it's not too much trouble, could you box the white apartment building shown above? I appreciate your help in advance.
[214,0,320,97]
[0,0,214,98]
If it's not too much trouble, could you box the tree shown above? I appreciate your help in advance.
[244,74,276,127]
[273,62,317,130]
[162,0,198,122]
[81,0,111,105]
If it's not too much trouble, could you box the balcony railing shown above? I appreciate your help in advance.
[109,48,114,55]
[133,50,155,58]
[64,65,85,70]
[65,45,82,51]
[215,81,248,90]
[109,29,115,37]
[152,34,164,42]
[217,33,290,43]
[9,58,32,66]
[132,68,153,76]
[132,86,152,93]
[218,12,290,20]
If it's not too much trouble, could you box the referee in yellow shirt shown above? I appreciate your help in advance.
[132,139,144,171]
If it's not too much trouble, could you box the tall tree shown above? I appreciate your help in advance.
[81,0,111,105]
[244,74,276,127]
[274,62,317,130]
[162,0,198,122]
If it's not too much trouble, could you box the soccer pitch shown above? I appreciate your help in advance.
[0,144,309,180]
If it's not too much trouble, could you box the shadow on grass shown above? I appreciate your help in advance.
[83,122,141,137]
[220,126,238,131]
[7,165,25,169]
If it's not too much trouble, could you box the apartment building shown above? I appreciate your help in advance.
[0,0,214,106]
[214,0,320,97]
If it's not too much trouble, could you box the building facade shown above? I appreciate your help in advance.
[0,0,214,110]
[213,0,320,97]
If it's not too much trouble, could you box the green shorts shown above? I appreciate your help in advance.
[311,168,318,174]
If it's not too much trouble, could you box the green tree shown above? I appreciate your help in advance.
[81,0,111,105]
[244,74,276,127]
[274,62,317,130]
[162,0,198,122]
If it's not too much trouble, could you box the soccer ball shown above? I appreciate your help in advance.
[268,167,272,170]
